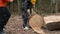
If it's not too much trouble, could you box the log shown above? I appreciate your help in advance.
[44,15,60,30]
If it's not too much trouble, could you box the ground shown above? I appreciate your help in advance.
[4,15,60,34]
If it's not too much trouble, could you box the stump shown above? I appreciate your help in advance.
[29,14,45,34]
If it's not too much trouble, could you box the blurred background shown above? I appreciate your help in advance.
[7,0,60,16]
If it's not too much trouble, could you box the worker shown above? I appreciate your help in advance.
[21,0,36,30]
[0,0,13,34]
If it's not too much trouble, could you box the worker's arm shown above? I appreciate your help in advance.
[30,8,32,14]
[29,4,34,14]
[29,8,34,18]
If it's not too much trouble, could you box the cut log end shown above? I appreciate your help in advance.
[29,14,45,34]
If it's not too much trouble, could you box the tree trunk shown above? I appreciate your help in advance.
[55,0,58,14]
[17,0,20,15]
[50,0,53,13]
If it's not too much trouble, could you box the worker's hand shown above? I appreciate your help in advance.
[10,0,13,2]
[29,13,33,19]
[29,14,32,18]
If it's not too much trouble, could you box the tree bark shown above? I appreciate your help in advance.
[55,0,59,14]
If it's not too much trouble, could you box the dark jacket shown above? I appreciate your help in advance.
[21,0,33,14]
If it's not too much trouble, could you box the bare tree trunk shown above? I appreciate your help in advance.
[17,0,20,15]
[55,0,59,14]
[50,0,53,13]
[51,0,56,13]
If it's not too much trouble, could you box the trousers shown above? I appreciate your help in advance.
[22,9,29,27]
[0,7,11,31]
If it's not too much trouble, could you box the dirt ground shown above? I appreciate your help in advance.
[4,15,60,34]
